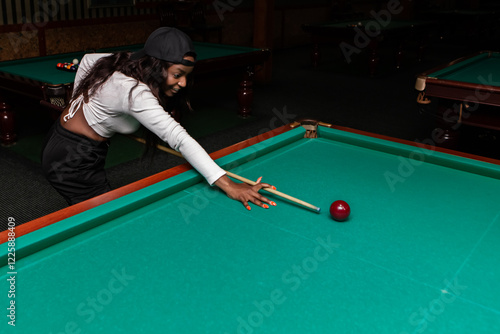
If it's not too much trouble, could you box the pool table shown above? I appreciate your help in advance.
[0,42,270,145]
[415,51,500,148]
[2,120,500,333]
[302,19,435,75]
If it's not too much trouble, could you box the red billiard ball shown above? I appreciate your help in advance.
[330,200,350,221]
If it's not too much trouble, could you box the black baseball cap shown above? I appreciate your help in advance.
[131,27,196,66]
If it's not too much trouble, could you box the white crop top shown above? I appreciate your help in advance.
[64,53,225,185]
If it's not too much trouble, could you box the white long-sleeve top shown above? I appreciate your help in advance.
[65,53,225,185]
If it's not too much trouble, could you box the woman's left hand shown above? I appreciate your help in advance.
[214,175,276,210]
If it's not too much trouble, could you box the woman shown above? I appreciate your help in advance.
[42,27,274,210]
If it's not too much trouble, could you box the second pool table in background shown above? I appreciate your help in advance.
[0,42,270,145]
[415,51,500,148]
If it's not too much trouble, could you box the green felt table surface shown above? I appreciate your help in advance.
[0,42,261,85]
[426,52,500,86]
[311,19,430,30]
[0,50,85,85]
[430,9,496,15]
[101,42,260,61]
[2,126,500,333]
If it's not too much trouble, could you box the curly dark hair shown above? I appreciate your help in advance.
[71,51,195,157]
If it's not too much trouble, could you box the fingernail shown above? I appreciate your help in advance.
[256,176,262,183]
[270,201,277,206]
[263,204,269,209]
[272,186,277,190]
[246,205,251,211]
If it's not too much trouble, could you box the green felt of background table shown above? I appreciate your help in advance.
[0,51,85,85]
[426,52,500,86]
[0,42,262,85]
[434,9,494,15]
[2,126,500,333]
[323,19,430,30]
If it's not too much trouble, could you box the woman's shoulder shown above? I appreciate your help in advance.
[80,53,111,71]
[82,52,111,59]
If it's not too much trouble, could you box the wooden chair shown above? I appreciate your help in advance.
[40,84,71,118]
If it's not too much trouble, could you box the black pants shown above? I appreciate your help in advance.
[41,120,111,205]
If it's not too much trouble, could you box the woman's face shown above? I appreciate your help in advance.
[164,56,195,97]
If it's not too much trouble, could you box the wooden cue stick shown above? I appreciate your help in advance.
[131,136,321,212]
